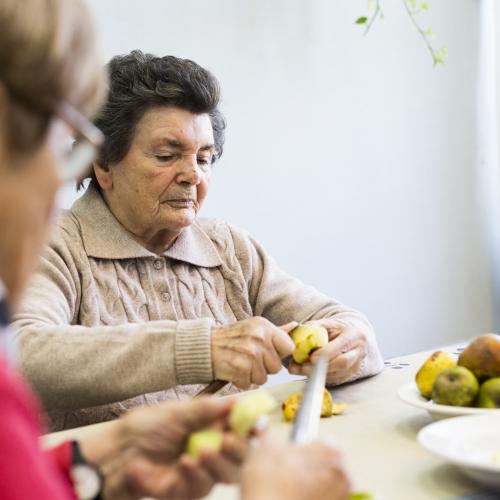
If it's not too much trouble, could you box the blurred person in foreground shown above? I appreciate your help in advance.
[14,49,384,431]
[0,0,350,499]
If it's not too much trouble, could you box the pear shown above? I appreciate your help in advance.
[431,366,479,406]
[415,351,456,399]
[349,493,376,500]
[477,377,500,408]
[282,392,302,422]
[289,324,329,364]
[281,389,335,422]
[331,402,348,415]
[458,334,500,380]
[186,428,223,458]
[228,390,277,437]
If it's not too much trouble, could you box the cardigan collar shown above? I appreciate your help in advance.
[70,183,222,267]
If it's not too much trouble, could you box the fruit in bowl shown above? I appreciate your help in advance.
[431,366,479,407]
[477,377,500,409]
[415,350,456,398]
[458,334,500,380]
[415,334,500,409]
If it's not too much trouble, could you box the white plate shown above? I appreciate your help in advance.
[418,415,500,491]
[397,383,500,420]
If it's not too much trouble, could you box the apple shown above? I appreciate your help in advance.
[228,390,277,436]
[458,334,500,380]
[186,429,223,458]
[281,389,334,422]
[477,377,500,408]
[431,366,479,407]
[290,324,328,364]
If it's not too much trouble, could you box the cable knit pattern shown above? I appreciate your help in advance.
[12,183,383,431]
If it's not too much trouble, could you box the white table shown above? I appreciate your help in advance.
[43,345,487,500]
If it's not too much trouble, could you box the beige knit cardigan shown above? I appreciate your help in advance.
[13,184,383,431]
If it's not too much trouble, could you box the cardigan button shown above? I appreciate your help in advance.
[153,259,163,270]
[161,291,171,302]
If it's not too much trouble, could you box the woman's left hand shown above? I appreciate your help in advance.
[287,321,368,385]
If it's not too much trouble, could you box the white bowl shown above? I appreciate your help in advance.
[418,415,500,491]
[397,383,500,420]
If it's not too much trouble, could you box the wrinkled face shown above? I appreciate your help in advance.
[99,106,215,248]
[0,122,61,308]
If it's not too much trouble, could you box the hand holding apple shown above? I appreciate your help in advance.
[288,321,368,385]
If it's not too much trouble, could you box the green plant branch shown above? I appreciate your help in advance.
[402,0,444,66]
[364,0,383,35]
[355,0,447,66]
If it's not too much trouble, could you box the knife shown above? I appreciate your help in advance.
[290,352,329,443]
[193,379,228,398]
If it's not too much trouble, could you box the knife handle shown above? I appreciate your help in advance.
[194,379,229,398]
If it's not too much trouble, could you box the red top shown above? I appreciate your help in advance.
[0,352,75,499]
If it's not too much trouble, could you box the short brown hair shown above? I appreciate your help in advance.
[0,0,105,152]
[80,50,225,187]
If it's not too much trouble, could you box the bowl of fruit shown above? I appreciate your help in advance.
[398,334,500,419]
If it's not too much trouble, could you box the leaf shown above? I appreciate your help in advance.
[434,52,444,65]
[355,16,368,24]
[420,2,429,9]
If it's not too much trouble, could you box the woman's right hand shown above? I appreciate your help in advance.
[79,397,248,500]
[211,317,296,388]
[241,438,351,500]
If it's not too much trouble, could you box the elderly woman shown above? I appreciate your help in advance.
[14,50,384,431]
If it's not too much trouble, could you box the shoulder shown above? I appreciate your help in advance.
[195,217,254,253]
[194,218,266,276]
[49,209,84,249]
[39,209,87,269]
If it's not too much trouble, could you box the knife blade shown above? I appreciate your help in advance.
[290,352,329,443]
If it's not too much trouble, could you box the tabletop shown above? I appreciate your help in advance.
[43,344,492,500]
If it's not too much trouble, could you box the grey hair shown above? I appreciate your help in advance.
[79,50,225,187]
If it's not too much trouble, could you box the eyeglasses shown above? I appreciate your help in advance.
[55,103,104,183]
[2,79,104,183]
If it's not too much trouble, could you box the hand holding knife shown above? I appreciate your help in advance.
[194,320,301,398]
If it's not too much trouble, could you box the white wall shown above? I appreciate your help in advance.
[68,0,489,360]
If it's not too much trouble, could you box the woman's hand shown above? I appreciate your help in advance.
[79,397,248,500]
[211,317,296,388]
[241,437,351,500]
[288,321,367,385]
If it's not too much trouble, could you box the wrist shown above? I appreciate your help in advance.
[242,467,297,500]
[243,482,296,500]
[78,419,128,470]
[70,440,104,500]
[176,318,214,383]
